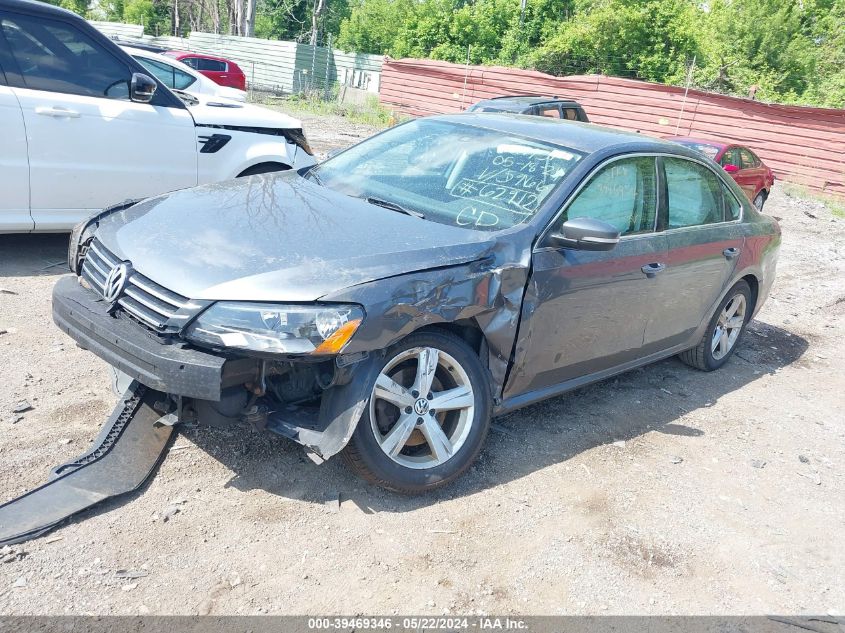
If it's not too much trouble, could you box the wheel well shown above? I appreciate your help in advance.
[420,321,485,355]
[237,162,291,177]
[742,274,760,314]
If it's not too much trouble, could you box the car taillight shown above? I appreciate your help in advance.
[282,128,314,156]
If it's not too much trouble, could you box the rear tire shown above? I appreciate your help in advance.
[679,280,752,371]
[342,329,492,494]
[753,191,766,211]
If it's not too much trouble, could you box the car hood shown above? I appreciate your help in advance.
[214,85,248,102]
[188,95,301,129]
[94,173,496,302]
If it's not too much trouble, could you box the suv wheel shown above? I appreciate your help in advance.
[342,330,492,494]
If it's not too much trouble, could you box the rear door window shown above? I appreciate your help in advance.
[664,157,725,228]
[196,58,226,72]
[739,148,758,169]
[720,148,741,168]
[1,14,130,99]
[537,105,561,118]
[723,184,742,220]
[564,157,658,236]
[562,108,580,120]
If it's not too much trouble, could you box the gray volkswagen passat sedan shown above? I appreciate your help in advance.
[55,114,780,493]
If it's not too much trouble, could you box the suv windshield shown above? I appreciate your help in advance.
[312,119,582,232]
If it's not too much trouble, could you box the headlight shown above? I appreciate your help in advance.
[185,302,364,355]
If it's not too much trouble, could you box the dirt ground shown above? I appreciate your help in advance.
[0,113,843,616]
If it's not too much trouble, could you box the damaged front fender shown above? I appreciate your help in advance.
[323,237,531,405]
[264,238,531,460]
[266,354,382,460]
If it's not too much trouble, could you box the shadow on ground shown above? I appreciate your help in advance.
[0,235,70,278]
[183,320,808,512]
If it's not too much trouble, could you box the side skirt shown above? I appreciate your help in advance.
[494,340,696,416]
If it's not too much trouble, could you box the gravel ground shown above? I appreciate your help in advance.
[0,113,843,616]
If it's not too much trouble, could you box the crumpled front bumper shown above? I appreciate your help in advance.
[52,275,257,401]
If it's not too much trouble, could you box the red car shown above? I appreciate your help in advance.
[164,51,247,91]
[667,137,775,211]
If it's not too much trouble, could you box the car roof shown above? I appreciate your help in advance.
[666,136,731,150]
[167,50,233,64]
[1,0,80,18]
[432,113,683,155]
[478,95,580,106]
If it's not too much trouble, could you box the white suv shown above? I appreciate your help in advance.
[0,0,315,233]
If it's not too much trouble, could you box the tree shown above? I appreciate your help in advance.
[697,0,816,101]
[532,0,700,83]
[337,0,411,52]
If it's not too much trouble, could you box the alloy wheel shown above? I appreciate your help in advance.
[712,294,747,360]
[369,346,475,469]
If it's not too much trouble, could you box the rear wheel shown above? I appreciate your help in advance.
[679,280,752,371]
[753,191,766,211]
[342,330,492,494]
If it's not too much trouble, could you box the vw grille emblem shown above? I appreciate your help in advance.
[103,262,130,305]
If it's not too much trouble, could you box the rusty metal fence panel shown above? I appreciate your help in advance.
[380,58,845,195]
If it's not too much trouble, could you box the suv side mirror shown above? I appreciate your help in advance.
[130,72,157,103]
[723,164,739,174]
[546,217,621,251]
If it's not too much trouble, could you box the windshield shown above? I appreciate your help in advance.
[311,119,583,231]
[675,141,721,160]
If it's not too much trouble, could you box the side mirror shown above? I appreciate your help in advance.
[546,217,621,251]
[130,72,157,103]
[723,164,739,174]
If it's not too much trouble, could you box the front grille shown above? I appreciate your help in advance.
[81,239,201,334]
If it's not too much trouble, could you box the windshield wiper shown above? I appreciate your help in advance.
[365,196,426,219]
[306,167,323,185]
[171,89,198,106]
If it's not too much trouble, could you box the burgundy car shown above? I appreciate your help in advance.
[667,138,775,211]
[164,51,247,91]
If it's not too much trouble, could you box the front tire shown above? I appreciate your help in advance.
[342,329,492,494]
[679,280,752,371]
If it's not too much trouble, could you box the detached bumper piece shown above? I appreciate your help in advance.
[0,382,173,546]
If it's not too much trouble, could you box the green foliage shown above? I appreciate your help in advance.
[531,0,700,83]
[260,90,397,126]
[122,0,156,27]
[333,0,845,107]
[336,0,413,53]
[91,0,844,107]
[42,0,91,16]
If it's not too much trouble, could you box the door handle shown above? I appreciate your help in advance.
[723,247,740,260]
[641,262,665,278]
[35,106,80,118]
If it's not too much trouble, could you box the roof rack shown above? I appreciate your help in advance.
[487,94,558,100]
